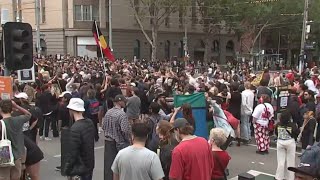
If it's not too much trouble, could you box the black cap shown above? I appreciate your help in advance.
[171,118,189,131]
[113,95,127,102]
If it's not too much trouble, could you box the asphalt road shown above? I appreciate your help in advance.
[38,134,301,180]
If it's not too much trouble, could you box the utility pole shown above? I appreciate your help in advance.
[108,0,113,51]
[17,0,22,22]
[35,0,41,55]
[299,0,309,74]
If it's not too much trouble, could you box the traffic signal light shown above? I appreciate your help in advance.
[3,22,33,71]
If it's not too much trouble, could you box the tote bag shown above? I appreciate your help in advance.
[0,120,15,167]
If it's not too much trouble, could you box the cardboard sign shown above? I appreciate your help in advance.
[0,76,13,100]
[17,65,35,83]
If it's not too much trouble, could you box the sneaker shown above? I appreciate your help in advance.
[45,137,52,141]
[40,136,45,140]
[55,166,61,171]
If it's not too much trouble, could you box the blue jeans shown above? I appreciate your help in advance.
[240,114,251,141]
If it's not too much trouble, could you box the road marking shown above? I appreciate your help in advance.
[229,170,274,180]
[247,144,302,155]
[258,162,264,165]
[53,146,104,158]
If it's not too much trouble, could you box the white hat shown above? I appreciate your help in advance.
[67,98,85,112]
[59,91,71,98]
[14,92,28,100]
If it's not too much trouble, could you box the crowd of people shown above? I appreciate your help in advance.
[0,55,319,180]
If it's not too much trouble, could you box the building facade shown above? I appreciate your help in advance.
[0,0,238,64]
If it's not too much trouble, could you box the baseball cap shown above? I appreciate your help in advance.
[14,92,28,100]
[288,145,320,178]
[171,118,190,130]
[67,98,85,112]
[113,95,127,102]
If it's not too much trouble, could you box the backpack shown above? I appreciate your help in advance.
[146,115,162,152]
[88,99,100,115]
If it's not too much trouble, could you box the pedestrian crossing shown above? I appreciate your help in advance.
[229,170,274,180]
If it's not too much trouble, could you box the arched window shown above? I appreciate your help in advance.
[133,39,140,59]
[165,40,171,59]
[226,40,234,52]
[213,40,219,52]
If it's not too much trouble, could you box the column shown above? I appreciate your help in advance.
[99,0,107,28]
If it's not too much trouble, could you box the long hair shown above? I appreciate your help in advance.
[182,103,195,128]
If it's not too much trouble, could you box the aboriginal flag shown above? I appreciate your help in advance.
[92,20,115,61]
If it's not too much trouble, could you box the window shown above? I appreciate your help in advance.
[74,5,97,21]
[75,5,82,21]
[212,40,219,52]
[40,0,46,23]
[226,40,234,52]
[165,40,171,59]
[83,5,92,21]
[134,40,141,59]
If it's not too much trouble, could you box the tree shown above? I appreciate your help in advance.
[128,0,189,61]
[195,0,227,63]
[222,0,304,57]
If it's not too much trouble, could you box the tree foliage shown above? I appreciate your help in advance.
[129,0,189,61]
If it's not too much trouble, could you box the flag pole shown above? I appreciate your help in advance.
[94,20,108,74]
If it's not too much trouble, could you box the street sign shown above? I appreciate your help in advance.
[0,76,13,100]
[17,65,35,83]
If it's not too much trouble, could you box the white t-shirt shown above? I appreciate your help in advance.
[252,103,274,127]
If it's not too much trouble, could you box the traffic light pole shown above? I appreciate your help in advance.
[299,0,309,74]
[35,0,41,55]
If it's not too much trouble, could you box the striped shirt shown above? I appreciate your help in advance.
[103,106,131,144]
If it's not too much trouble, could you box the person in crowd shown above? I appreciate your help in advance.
[288,88,303,127]
[275,110,299,180]
[209,128,231,180]
[288,145,320,180]
[103,94,131,180]
[104,78,123,109]
[240,81,254,144]
[256,79,273,99]
[302,90,316,113]
[146,102,163,152]
[169,118,214,180]
[111,122,165,180]
[252,94,274,155]
[24,135,44,180]
[156,120,179,180]
[0,100,31,180]
[36,84,58,140]
[56,91,72,172]
[84,89,100,142]
[300,111,317,152]
[126,87,141,124]
[228,83,241,120]
[170,103,195,130]
[63,98,95,180]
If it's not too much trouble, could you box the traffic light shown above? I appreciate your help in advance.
[3,22,33,71]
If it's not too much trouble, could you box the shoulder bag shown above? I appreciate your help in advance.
[0,120,15,167]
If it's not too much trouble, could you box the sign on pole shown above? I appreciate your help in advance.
[17,65,35,83]
[0,76,13,100]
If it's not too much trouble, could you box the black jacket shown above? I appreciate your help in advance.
[63,119,95,176]
[35,90,56,114]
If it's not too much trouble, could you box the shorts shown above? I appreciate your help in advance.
[0,159,22,180]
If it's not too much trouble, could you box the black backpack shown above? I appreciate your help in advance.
[146,115,161,152]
